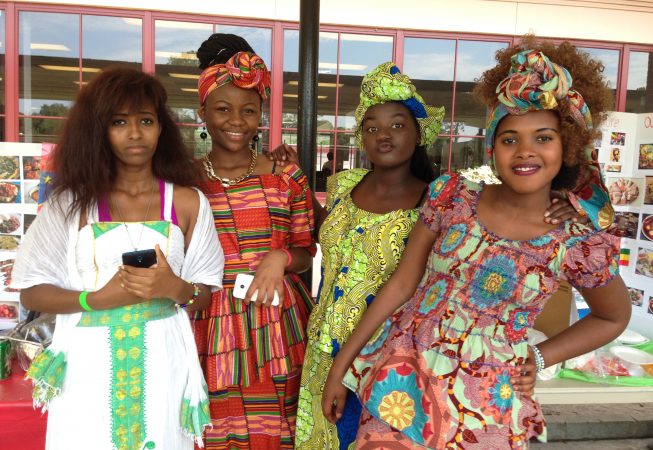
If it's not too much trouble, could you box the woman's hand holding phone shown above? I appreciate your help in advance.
[119,245,185,301]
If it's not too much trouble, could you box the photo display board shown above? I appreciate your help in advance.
[0,143,50,330]
[597,112,653,333]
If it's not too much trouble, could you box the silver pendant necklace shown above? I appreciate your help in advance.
[111,180,156,251]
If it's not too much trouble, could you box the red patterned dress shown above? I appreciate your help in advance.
[193,162,315,449]
[343,174,619,449]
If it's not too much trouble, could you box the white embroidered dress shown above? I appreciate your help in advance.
[12,182,224,450]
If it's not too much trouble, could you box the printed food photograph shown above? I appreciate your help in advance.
[613,212,639,239]
[641,214,653,242]
[23,181,39,204]
[628,287,644,307]
[23,214,36,233]
[0,258,17,292]
[0,155,20,179]
[636,248,653,278]
[0,181,20,203]
[608,178,640,205]
[22,155,41,180]
[645,176,653,205]
[0,213,21,235]
[0,301,19,321]
[0,234,20,251]
[640,144,653,170]
[605,165,622,172]
[610,132,626,146]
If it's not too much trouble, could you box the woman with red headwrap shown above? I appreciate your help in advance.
[191,34,316,449]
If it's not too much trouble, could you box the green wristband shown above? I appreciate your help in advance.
[79,291,93,312]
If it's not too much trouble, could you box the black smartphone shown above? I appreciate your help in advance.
[121,249,157,268]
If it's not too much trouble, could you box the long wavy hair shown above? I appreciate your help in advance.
[51,66,199,217]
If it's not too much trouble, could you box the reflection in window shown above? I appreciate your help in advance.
[19,11,79,140]
[626,51,653,113]
[155,19,212,143]
[578,47,619,109]
[82,16,141,84]
[19,12,144,143]
[0,10,5,139]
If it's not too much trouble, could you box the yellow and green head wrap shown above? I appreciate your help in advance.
[354,62,444,148]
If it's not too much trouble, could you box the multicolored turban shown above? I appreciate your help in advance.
[354,62,444,148]
[485,50,613,230]
[198,51,271,105]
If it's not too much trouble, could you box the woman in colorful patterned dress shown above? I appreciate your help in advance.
[322,40,631,448]
[11,67,224,450]
[191,34,316,449]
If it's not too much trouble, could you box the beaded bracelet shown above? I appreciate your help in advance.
[279,248,293,269]
[180,282,200,308]
[530,344,546,373]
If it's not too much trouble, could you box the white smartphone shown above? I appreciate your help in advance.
[233,273,280,306]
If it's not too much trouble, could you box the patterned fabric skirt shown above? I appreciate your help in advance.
[193,273,313,449]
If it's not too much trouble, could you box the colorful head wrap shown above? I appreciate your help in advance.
[485,50,613,230]
[198,51,271,105]
[354,62,444,148]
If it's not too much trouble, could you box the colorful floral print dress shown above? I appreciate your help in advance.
[192,162,316,449]
[296,169,421,449]
[343,174,619,449]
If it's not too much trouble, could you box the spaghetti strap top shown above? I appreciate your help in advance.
[96,180,178,224]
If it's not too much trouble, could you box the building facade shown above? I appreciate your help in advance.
[1,0,652,186]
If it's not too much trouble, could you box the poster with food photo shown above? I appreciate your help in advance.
[628,287,644,307]
[613,212,640,239]
[0,300,19,329]
[641,214,653,242]
[610,132,626,146]
[607,177,644,206]
[636,247,653,278]
[640,144,653,170]
[645,177,653,205]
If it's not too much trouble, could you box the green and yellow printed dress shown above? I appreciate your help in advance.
[295,169,421,449]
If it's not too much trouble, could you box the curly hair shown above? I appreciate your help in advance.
[51,66,199,217]
[474,36,613,189]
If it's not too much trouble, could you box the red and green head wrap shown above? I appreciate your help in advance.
[198,51,271,105]
[485,50,613,230]
[354,62,444,148]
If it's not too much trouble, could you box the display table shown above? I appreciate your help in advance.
[0,360,47,450]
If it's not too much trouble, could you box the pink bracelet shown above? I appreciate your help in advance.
[279,248,292,268]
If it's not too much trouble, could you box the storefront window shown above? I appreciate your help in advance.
[451,40,509,173]
[578,47,619,109]
[81,16,141,83]
[0,10,5,140]
[155,19,212,155]
[19,12,142,143]
[626,51,653,113]
[404,37,455,176]
[335,33,393,174]
[19,12,78,142]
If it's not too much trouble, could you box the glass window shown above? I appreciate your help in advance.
[578,47,619,109]
[335,34,392,175]
[404,37,455,174]
[19,12,144,142]
[0,10,5,139]
[19,11,79,142]
[82,15,142,84]
[626,51,652,113]
[155,19,212,138]
[215,25,272,69]
[450,40,509,172]
[404,37,455,127]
